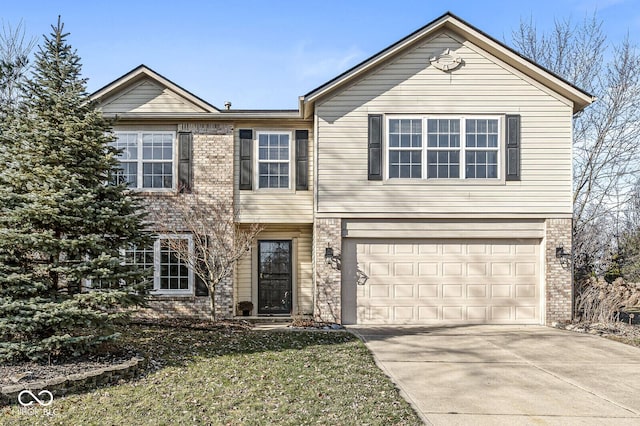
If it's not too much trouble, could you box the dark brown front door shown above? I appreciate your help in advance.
[258,240,292,315]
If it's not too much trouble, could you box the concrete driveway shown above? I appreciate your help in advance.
[349,325,640,425]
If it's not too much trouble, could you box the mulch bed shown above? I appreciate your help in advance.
[554,321,640,345]
[0,347,139,388]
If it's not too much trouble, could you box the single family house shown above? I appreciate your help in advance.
[90,12,593,325]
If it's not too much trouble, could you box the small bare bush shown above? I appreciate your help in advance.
[575,277,640,323]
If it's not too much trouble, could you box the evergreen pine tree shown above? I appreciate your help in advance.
[0,18,151,361]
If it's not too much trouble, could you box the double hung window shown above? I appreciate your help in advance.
[112,132,175,189]
[257,132,291,189]
[387,116,500,180]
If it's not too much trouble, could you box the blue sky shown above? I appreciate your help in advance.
[3,0,639,109]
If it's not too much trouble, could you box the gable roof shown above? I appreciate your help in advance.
[301,12,595,117]
[90,65,219,113]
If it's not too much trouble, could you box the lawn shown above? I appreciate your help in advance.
[1,323,421,425]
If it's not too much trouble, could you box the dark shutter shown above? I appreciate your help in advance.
[178,132,193,193]
[368,114,383,180]
[505,115,521,181]
[295,130,309,190]
[239,129,253,190]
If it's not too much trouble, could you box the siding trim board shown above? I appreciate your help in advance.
[343,219,545,239]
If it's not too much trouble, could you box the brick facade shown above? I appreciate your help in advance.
[137,122,236,319]
[133,296,211,319]
[313,218,342,323]
[545,218,573,324]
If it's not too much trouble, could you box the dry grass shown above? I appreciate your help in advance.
[1,323,421,425]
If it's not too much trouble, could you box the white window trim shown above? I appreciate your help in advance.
[83,235,194,295]
[153,234,194,296]
[384,115,503,183]
[254,130,294,191]
[114,131,177,192]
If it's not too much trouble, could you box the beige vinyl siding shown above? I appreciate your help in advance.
[316,31,574,217]
[234,225,313,315]
[235,250,252,303]
[235,123,314,223]
[102,80,209,114]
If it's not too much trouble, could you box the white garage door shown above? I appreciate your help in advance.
[352,239,541,324]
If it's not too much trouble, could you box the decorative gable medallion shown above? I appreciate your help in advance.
[430,48,463,72]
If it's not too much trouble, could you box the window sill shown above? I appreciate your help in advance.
[130,189,180,197]
[383,178,506,186]
[151,290,194,296]
[246,188,298,194]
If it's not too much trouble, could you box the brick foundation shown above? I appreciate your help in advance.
[133,296,212,320]
[314,218,342,323]
[545,218,573,324]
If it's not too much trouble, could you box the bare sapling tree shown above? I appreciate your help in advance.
[151,195,262,320]
[512,13,640,276]
[0,20,35,112]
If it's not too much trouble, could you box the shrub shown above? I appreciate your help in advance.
[575,277,640,323]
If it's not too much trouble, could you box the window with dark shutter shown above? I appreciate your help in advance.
[368,114,383,180]
[178,132,193,193]
[295,130,309,190]
[239,129,253,190]
[505,115,521,181]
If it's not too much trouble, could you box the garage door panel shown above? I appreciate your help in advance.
[394,284,414,298]
[419,244,438,254]
[492,285,512,298]
[516,285,537,298]
[394,263,414,275]
[354,239,541,325]
[467,263,488,276]
[394,306,414,320]
[443,263,463,276]
[394,244,416,255]
[516,306,537,320]
[492,306,513,320]
[418,262,438,276]
[370,262,390,276]
[443,306,464,320]
[419,285,438,297]
[467,284,488,298]
[443,284,463,298]
[491,263,512,276]
[369,284,390,298]
[468,306,488,320]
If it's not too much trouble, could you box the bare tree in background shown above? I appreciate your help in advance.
[0,20,35,112]
[151,195,262,320]
[512,13,640,276]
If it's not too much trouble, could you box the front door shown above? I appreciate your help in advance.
[258,240,292,315]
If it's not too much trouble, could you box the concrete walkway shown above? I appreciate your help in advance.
[349,325,640,425]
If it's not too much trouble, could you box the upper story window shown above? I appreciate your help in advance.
[387,117,500,180]
[389,119,422,178]
[257,131,290,189]
[112,132,175,190]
